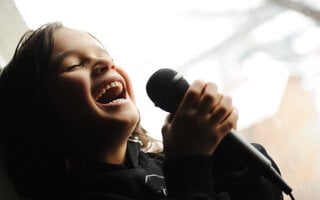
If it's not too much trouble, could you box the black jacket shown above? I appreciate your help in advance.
[66,140,283,200]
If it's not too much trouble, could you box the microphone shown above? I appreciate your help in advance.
[146,68,293,196]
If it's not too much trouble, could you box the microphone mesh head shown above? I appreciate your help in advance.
[146,68,189,112]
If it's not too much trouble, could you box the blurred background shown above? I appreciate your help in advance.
[1,0,320,199]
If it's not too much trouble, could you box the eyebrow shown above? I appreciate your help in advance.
[52,50,79,67]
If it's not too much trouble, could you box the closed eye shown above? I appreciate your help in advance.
[65,64,84,72]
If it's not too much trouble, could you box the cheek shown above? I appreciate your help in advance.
[47,74,90,114]
[116,66,136,102]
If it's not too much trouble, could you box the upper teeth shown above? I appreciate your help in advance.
[96,81,123,100]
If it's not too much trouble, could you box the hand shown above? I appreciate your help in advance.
[161,80,238,157]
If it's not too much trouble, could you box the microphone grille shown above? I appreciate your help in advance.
[146,68,189,112]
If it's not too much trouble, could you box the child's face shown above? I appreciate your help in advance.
[45,27,139,144]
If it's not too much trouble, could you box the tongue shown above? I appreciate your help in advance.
[97,86,122,104]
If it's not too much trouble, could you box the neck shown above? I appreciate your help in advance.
[99,141,128,164]
[69,136,129,165]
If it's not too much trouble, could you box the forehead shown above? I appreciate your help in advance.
[52,27,104,54]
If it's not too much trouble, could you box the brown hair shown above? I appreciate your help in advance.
[0,21,156,199]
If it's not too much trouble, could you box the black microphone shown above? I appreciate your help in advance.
[146,68,293,196]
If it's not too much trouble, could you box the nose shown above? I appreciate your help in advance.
[93,61,115,76]
[95,64,109,74]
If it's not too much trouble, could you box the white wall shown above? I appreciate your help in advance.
[0,0,28,68]
[0,0,27,198]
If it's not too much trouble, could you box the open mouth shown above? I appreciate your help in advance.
[95,81,126,104]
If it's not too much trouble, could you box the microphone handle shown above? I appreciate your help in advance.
[222,130,292,195]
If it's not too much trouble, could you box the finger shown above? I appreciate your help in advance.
[197,82,221,116]
[208,95,233,126]
[218,106,238,134]
[161,123,169,137]
[178,80,205,111]
[164,113,174,124]
[162,114,173,138]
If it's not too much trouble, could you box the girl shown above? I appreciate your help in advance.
[0,22,283,200]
